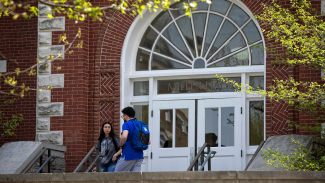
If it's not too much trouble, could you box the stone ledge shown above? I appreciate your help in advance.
[0,171,325,182]
[37,102,64,117]
[36,131,63,145]
[39,17,65,31]
[37,74,64,88]
[37,62,51,74]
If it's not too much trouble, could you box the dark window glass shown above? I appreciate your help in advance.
[228,4,249,27]
[193,13,207,55]
[134,105,149,127]
[136,49,150,71]
[169,0,186,19]
[139,27,159,50]
[211,0,231,15]
[152,11,173,32]
[251,43,264,65]
[152,54,190,70]
[176,17,196,57]
[134,81,149,96]
[194,1,209,11]
[208,49,249,68]
[249,76,264,90]
[194,59,205,68]
[175,109,188,147]
[249,101,264,146]
[205,108,219,147]
[160,109,173,148]
[163,23,192,59]
[207,20,237,59]
[242,21,261,44]
[210,33,246,61]
[202,14,223,57]
[154,37,190,64]
[221,107,234,147]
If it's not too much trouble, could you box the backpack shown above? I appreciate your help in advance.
[130,119,150,151]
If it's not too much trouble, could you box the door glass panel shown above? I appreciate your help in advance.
[139,27,159,50]
[175,109,188,147]
[251,43,264,65]
[249,101,264,146]
[210,33,246,62]
[136,49,150,71]
[208,49,248,68]
[207,20,237,59]
[160,109,173,148]
[163,23,192,59]
[227,4,249,27]
[249,76,264,90]
[134,81,149,96]
[134,105,149,127]
[193,13,207,55]
[205,108,219,147]
[176,17,196,57]
[211,0,231,15]
[154,37,190,64]
[221,107,234,147]
[203,14,223,57]
[151,11,173,32]
[152,54,190,70]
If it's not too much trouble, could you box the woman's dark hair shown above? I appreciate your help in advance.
[121,106,135,118]
[98,122,119,153]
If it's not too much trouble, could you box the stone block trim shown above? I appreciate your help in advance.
[36,131,63,145]
[39,17,65,31]
[38,3,52,17]
[37,90,51,102]
[36,117,51,131]
[37,74,64,88]
[37,62,51,74]
[38,32,52,46]
[37,102,64,117]
[38,45,65,60]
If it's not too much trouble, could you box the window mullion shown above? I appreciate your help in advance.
[169,10,195,61]
[200,4,211,57]
[153,52,192,67]
[207,46,247,67]
[160,34,193,63]
[190,10,198,58]
[203,3,233,59]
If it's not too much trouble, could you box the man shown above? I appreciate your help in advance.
[114,106,151,172]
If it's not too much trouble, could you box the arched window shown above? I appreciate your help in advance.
[136,0,264,71]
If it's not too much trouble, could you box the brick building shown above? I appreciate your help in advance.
[0,0,324,172]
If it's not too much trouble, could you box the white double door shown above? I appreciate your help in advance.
[151,98,242,171]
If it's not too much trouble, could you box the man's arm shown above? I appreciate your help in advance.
[119,130,128,147]
[148,139,151,145]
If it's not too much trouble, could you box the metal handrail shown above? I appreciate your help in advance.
[23,148,55,174]
[187,143,216,171]
[73,146,102,173]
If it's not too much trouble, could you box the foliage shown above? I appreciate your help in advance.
[261,138,325,171]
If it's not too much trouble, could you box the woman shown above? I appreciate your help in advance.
[96,122,122,172]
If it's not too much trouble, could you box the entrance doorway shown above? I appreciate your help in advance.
[151,98,242,171]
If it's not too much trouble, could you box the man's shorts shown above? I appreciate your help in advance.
[114,156,143,172]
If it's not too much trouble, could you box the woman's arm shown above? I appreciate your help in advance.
[112,149,122,162]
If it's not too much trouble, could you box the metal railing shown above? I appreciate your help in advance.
[23,148,57,173]
[73,147,103,173]
[187,143,216,171]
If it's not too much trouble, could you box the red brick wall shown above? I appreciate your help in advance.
[0,15,38,143]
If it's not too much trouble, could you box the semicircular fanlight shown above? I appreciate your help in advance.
[136,0,264,71]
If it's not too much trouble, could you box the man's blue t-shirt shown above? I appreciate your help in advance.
[121,119,144,160]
